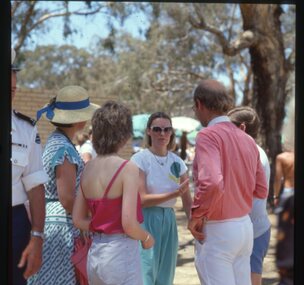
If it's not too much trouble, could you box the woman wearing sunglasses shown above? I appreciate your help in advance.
[131,112,192,285]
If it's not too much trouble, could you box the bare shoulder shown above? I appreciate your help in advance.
[277,152,294,162]
[121,161,139,187]
[125,160,139,173]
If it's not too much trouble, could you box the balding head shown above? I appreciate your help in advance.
[193,79,232,114]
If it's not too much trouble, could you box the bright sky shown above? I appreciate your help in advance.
[17,2,148,51]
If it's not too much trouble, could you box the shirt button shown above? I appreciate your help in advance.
[14,159,17,163]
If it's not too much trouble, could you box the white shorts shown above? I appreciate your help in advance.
[88,233,143,285]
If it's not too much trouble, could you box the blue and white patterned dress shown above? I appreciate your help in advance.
[28,130,84,285]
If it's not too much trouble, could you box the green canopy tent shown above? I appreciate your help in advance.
[132,113,150,139]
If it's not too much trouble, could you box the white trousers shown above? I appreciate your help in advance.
[195,215,253,285]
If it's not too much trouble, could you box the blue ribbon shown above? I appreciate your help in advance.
[36,99,90,121]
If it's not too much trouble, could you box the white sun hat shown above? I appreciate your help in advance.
[36,85,100,124]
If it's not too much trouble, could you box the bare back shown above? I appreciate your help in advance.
[81,156,127,199]
[274,151,294,196]
[275,151,294,189]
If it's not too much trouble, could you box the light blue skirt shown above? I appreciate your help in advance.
[140,207,178,285]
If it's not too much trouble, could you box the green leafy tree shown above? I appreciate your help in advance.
[18,45,92,89]
[155,3,295,195]
[12,2,295,195]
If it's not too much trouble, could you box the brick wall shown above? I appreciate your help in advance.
[12,88,133,159]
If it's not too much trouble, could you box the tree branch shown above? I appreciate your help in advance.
[189,4,257,56]
[15,2,36,52]
[188,71,206,80]
[14,3,105,52]
[11,1,22,15]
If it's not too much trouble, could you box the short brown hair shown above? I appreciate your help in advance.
[91,101,133,155]
[145,112,176,150]
[193,79,232,113]
[227,106,260,139]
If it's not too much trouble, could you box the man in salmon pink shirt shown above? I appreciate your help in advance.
[188,79,268,285]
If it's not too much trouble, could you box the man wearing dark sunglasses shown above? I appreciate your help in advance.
[188,79,268,285]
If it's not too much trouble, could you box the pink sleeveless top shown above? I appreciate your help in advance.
[83,160,144,234]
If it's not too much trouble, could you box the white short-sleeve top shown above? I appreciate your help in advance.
[131,149,187,208]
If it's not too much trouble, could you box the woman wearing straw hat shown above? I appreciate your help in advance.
[28,86,99,285]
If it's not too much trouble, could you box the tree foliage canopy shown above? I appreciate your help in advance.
[12,2,295,194]
[13,2,294,111]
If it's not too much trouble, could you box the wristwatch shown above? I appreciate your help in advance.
[31,230,45,240]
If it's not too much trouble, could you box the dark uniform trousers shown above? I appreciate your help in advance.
[12,204,31,285]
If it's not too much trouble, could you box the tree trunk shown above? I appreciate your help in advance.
[240,4,289,197]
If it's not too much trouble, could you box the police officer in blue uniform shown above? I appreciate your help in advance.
[11,48,49,284]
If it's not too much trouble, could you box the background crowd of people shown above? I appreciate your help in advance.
[11,47,294,285]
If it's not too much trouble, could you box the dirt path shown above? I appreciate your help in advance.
[173,199,279,285]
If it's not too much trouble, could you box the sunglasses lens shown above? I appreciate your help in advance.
[152,127,162,133]
[151,126,172,133]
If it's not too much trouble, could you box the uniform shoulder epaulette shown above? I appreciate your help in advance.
[13,110,36,126]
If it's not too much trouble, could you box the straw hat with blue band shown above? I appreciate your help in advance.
[36,85,100,124]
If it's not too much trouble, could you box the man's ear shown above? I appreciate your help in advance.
[240,122,246,132]
[196,100,203,110]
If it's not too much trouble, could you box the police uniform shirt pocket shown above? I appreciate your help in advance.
[12,148,29,168]
[12,147,30,205]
